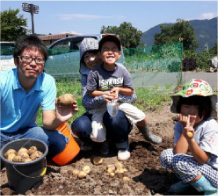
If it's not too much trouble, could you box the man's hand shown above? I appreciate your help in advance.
[55,100,78,122]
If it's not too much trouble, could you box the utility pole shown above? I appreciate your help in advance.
[22,3,39,34]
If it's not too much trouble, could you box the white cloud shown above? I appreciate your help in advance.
[200,12,217,20]
[184,12,217,21]
[60,30,82,35]
[58,14,124,20]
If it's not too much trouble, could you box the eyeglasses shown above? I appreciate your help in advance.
[18,55,45,64]
[101,47,119,53]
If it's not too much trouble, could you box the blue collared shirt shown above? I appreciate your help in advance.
[0,68,56,132]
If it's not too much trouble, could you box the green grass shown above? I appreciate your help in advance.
[36,80,173,126]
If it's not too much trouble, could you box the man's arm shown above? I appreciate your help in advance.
[41,76,78,130]
[42,102,78,130]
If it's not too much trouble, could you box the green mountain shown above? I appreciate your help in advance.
[141,17,217,53]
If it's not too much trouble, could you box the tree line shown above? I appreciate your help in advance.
[1,8,217,62]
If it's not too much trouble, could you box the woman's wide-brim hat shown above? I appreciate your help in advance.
[171,79,217,117]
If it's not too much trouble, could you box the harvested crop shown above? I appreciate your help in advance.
[22,158,32,163]
[57,94,76,107]
[115,162,123,169]
[186,132,193,138]
[92,156,103,165]
[109,172,115,177]
[72,169,80,177]
[123,176,131,181]
[4,149,16,158]
[12,155,22,162]
[7,153,16,161]
[17,148,28,156]
[77,171,87,178]
[20,152,30,160]
[82,165,91,174]
[28,146,37,155]
[4,146,43,162]
[30,151,43,160]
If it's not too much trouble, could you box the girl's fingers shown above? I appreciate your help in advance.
[186,115,190,127]
[189,115,196,127]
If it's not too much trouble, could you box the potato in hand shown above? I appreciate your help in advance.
[57,94,76,107]
[186,131,193,138]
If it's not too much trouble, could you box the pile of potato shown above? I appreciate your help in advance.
[72,165,91,179]
[4,146,43,163]
[106,162,129,178]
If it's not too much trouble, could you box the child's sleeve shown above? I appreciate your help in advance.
[118,92,137,104]
[86,70,98,92]
[81,75,88,97]
[200,120,218,157]
[173,122,184,145]
[122,68,134,90]
[82,91,105,111]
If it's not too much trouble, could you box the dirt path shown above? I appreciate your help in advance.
[0,105,201,195]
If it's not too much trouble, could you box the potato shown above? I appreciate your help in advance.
[4,149,16,158]
[72,169,80,177]
[57,94,76,107]
[92,156,103,165]
[109,172,115,177]
[186,132,193,138]
[115,162,123,169]
[17,148,28,156]
[20,152,29,159]
[115,168,125,174]
[107,167,115,174]
[123,176,131,181]
[107,164,115,170]
[22,158,32,163]
[7,153,16,161]
[30,151,43,160]
[82,165,91,174]
[28,146,37,155]
[77,171,87,178]
[12,155,22,162]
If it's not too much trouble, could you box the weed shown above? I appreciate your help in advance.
[36,81,172,127]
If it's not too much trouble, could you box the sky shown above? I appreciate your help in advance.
[1,1,217,35]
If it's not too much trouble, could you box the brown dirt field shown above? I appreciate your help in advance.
[0,105,202,195]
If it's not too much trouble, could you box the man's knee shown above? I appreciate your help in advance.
[47,131,67,159]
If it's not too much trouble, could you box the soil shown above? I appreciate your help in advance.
[0,105,202,195]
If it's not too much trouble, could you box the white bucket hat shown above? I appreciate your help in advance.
[171,79,217,118]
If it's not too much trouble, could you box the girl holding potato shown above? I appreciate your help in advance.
[160,79,218,195]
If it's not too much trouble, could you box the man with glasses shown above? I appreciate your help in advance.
[0,35,78,161]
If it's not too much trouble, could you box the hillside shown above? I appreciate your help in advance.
[141,17,217,53]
